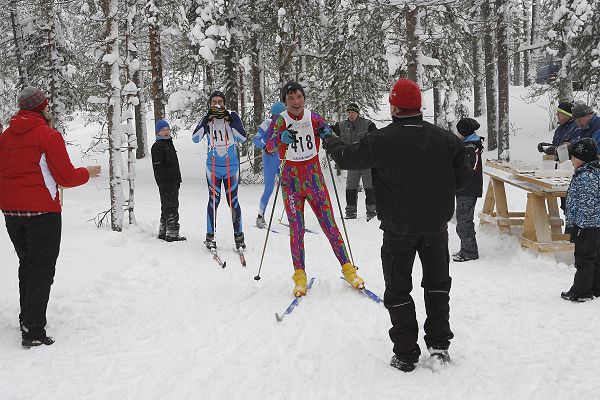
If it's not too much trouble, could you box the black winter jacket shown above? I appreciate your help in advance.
[323,114,472,234]
[151,138,182,189]
[457,137,484,197]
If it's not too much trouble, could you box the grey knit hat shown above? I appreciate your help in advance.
[18,86,48,112]
[572,101,594,119]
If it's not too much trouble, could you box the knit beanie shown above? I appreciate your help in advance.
[570,138,598,163]
[280,81,306,103]
[271,101,285,116]
[572,101,594,120]
[557,101,573,117]
[208,90,226,107]
[456,118,481,137]
[18,86,48,113]
[389,78,421,111]
[155,120,170,141]
[346,103,360,113]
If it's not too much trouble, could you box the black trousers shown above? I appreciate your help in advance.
[159,185,180,236]
[5,213,61,338]
[381,229,454,363]
[571,227,600,297]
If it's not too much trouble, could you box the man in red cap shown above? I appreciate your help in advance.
[0,86,101,348]
[321,78,472,372]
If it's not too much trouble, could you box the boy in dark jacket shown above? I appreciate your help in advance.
[561,138,600,302]
[453,118,484,262]
[152,120,186,242]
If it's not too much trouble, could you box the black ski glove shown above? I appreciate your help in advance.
[537,142,552,153]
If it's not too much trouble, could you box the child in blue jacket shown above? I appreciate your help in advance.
[562,138,600,302]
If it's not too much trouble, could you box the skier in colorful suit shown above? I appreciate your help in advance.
[265,81,364,297]
[253,101,285,228]
[192,90,247,251]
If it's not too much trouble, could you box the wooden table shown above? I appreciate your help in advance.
[479,160,573,253]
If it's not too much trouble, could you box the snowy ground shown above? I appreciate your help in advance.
[1,87,599,399]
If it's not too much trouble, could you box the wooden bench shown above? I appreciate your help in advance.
[479,160,573,253]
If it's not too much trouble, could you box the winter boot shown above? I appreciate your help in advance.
[292,269,308,297]
[158,220,166,241]
[166,233,187,242]
[561,290,594,302]
[366,212,377,221]
[390,355,416,372]
[256,214,266,229]
[342,262,364,289]
[234,232,246,251]
[452,252,478,262]
[365,189,376,221]
[428,348,451,365]
[21,326,54,349]
[204,233,217,251]
[345,189,358,219]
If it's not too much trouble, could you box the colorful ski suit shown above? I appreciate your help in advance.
[253,116,282,216]
[266,109,350,270]
[192,112,247,234]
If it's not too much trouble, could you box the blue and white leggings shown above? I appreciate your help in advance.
[206,165,243,235]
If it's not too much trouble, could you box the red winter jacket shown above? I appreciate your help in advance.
[0,110,90,212]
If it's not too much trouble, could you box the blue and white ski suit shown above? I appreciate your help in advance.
[192,111,247,234]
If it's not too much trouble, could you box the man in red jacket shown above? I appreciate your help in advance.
[0,86,101,348]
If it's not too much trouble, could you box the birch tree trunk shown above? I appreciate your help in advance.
[124,4,138,224]
[104,0,125,231]
[527,0,540,85]
[473,29,486,117]
[497,0,510,159]
[523,0,532,86]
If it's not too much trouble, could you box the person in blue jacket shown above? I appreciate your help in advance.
[252,101,285,228]
[192,91,247,251]
[572,102,600,151]
[537,101,580,156]
[562,138,600,302]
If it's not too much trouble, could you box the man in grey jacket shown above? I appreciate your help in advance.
[333,103,377,220]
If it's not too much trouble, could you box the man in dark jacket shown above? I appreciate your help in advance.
[572,101,600,148]
[537,101,580,156]
[332,103,378,220]
[151,120,185,242]
[453,118,484,262]
[321,78,471,372]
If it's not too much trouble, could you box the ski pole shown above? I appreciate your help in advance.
[254,145,289,281]
[325,151,356,267]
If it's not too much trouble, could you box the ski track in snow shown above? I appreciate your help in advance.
[2,88,600,399]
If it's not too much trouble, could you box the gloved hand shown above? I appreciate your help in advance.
[568,226,581,243]
[208,107,231,120]
[281,129,298,145]
[537,142,552,153]
[543,145,556,156]
[317,127,332,140]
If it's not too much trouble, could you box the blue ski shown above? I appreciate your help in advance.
[275,277,316,322]
[339,277,383,304]
[279,222,319,235]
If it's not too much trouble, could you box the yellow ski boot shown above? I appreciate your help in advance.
[342,262,364,289]
[292,269,308,297]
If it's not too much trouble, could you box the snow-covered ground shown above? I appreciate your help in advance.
[1,87,599,399]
